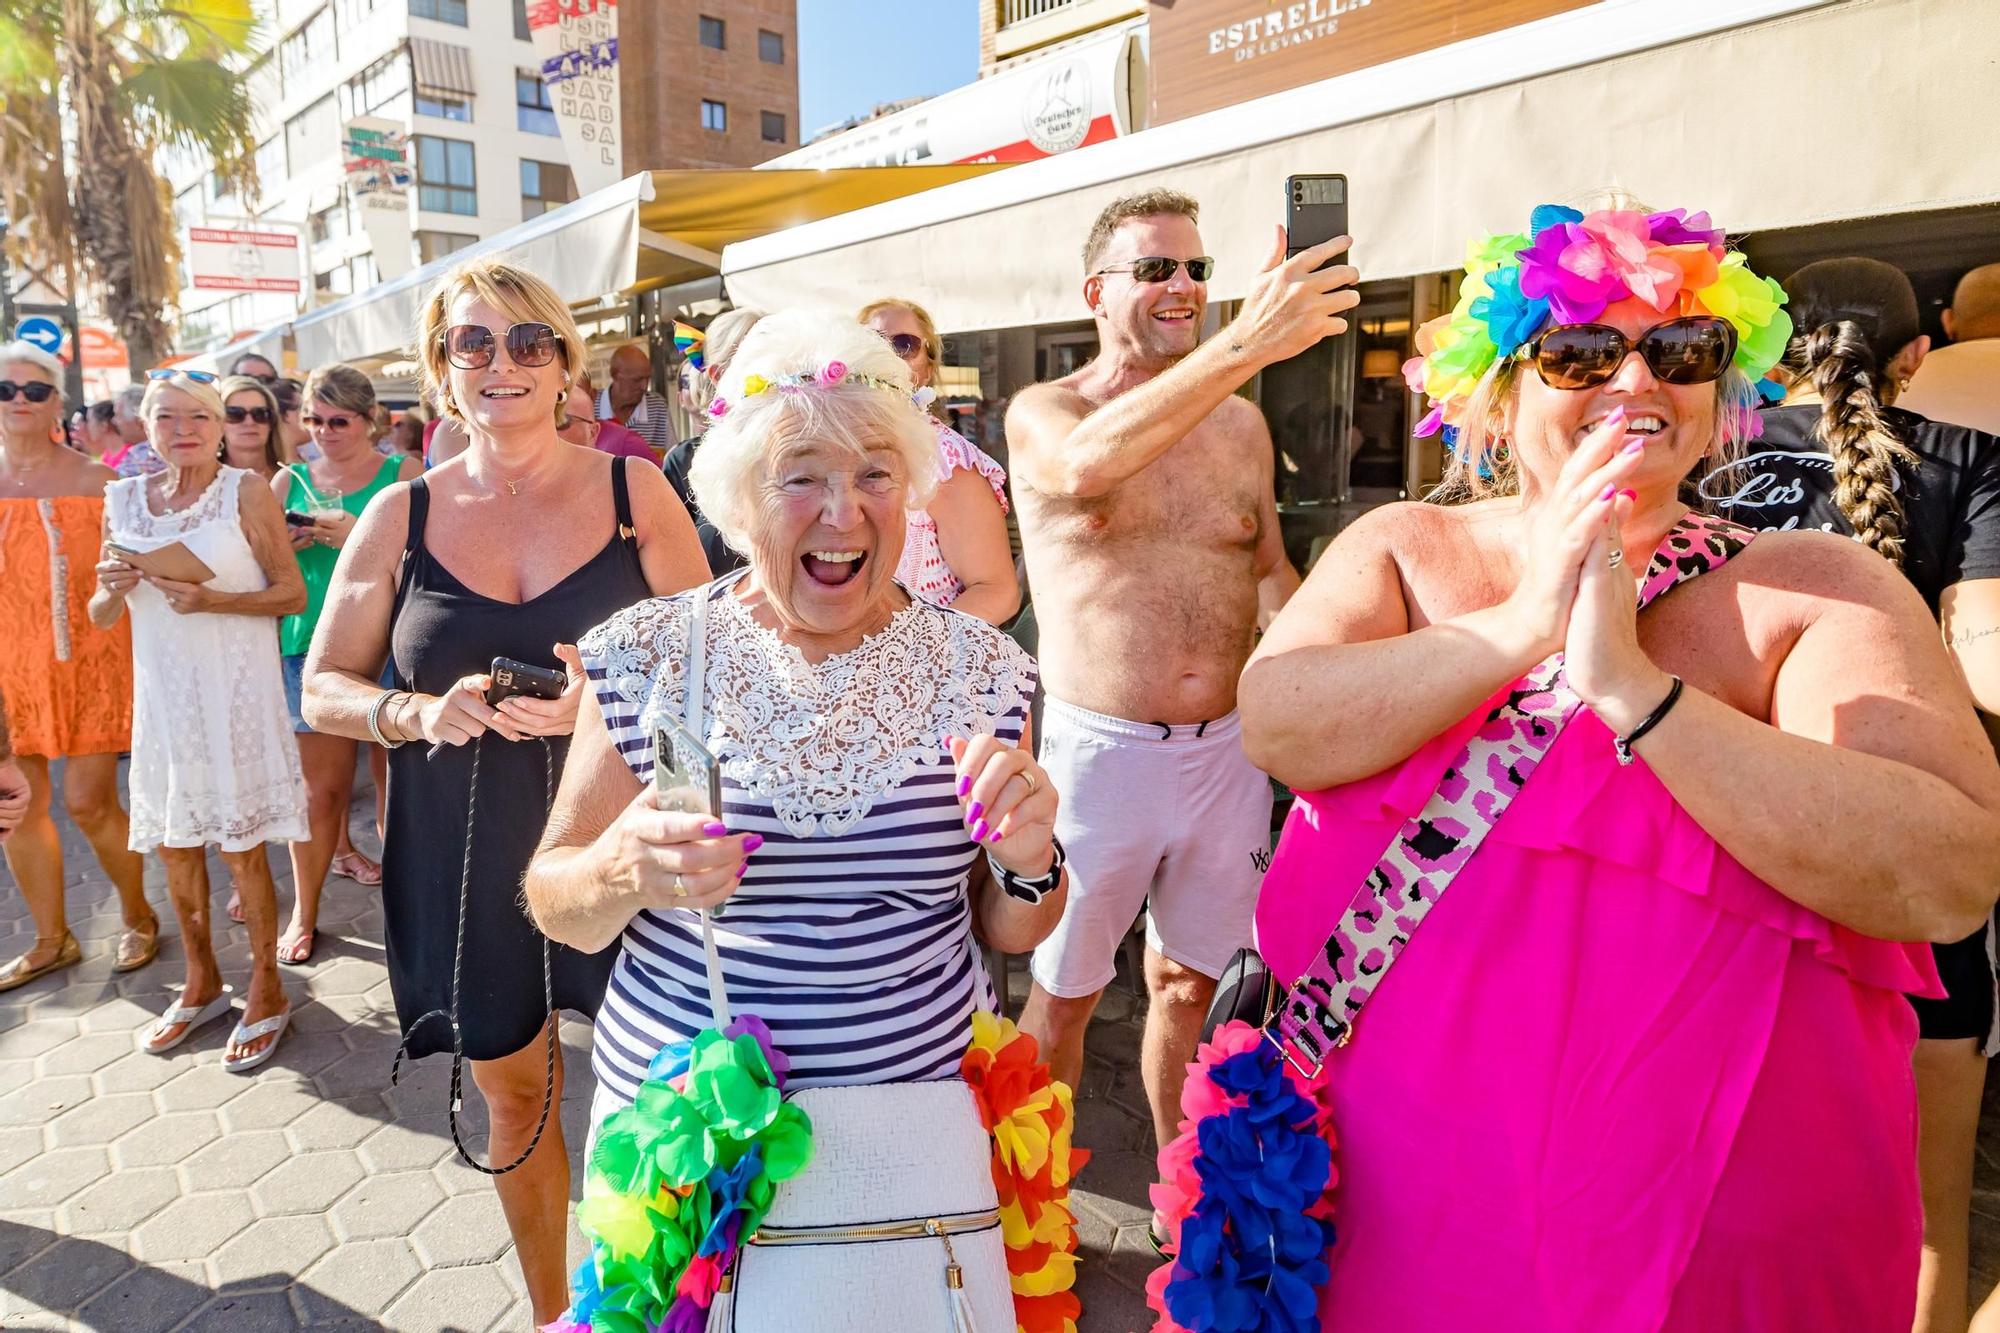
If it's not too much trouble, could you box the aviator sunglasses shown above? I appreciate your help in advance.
[225,404,275,425]
[880,331,927,360]
[1522,315,1738,391]
[303,412,356,430]
[0,380,58,403]
[1092,255,1216,283]
[146,368,218,385]
[440,321,564,371]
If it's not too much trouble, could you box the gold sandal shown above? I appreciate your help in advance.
[114,919,161,973]
[0,933,81,992]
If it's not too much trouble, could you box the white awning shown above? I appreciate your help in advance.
[723,0,1999,332]
[410,38,476,96]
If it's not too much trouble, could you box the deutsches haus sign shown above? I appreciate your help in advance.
[1149,0,1594,123]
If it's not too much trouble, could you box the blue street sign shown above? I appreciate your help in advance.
[15,316,63,356]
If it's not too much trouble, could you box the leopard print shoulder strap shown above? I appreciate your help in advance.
[1270,510,1755,1073]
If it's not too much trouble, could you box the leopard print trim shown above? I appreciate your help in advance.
[1274,510,1756,1069]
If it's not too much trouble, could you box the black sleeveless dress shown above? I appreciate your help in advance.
[383,457,648,1061]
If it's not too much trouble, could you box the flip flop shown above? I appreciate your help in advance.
[276,929,317,967]
[331,851,382,886]
[225,891,244,924]
[0,933,81,993]
[144,985,234,1054]
[222,1005,291,1073]
[113,919,161,973]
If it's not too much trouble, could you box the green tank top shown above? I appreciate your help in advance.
[280,455,403,657]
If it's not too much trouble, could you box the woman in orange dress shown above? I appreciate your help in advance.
[0,342,158,990]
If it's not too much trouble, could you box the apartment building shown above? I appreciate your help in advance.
[169,0,798,356]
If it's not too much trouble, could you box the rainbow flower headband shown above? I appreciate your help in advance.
[705,360,935,420]
[1407,204,1792,441]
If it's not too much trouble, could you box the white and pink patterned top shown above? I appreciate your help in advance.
[896,421,1009,608]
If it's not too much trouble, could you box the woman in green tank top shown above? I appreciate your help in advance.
[263,364,418,963]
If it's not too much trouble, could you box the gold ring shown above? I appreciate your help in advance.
[1607,549,1625,569]
[671,873,687,898]
[1020,770,1039,796]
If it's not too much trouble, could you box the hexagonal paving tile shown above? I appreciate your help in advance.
[32,1030,136,1078]
[308,960,379,998]
[0,1124,44,1178]
[250,1150,365,1217]
[266,1028,351,1078]
[0,1017,82,1058]
[3,1145,110,1208]
[313,1048,400,1101]
[429,1148,491,1198]
[49,1092,157,1147]
[3,1234,136,1314]
[410,1192,513,1268]
[0,1074,92,1127]
[219,1077,322,1133]
[328,1169,445,1242]
[60,1165,181,1237]
[114,1109,220,1170]
[156,1061,256,1112]
[0,1210,58,1279]
[178,1290,302,1332]
[76,997,158,1034]
[93,1046,198,1095]
[382,1262,514,1333]
[357,1121,452,1174]
[297,1235,421,1320]
[211,1212,336,1291]
[174,1126,292,1192]
[285,1096,388,1153]
[74,1257,212,1333]
[132,1189,256,1262]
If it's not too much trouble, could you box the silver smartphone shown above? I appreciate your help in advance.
[653,718,722,817]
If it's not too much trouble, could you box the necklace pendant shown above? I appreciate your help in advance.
[506,479,519,496]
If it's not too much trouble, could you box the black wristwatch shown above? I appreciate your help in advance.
[987,836,1066,904]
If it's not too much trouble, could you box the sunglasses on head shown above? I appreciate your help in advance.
[225,404,275,425]
[1522,316,1738,391]
[146,368,218,385]
[880,332,926,360]
[440,322,564,371]
[1093,256,1215,283]
[0,380,57,403]
[303,412,355,431]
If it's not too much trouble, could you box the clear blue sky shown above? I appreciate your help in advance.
[797,1,980,140]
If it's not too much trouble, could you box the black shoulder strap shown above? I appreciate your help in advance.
[403,475,430,558]
[611,455,635,542]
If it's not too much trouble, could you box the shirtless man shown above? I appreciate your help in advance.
[1009,188,1358,1167]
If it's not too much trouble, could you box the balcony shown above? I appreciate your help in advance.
[1002,0,1077,22]
[995,0,1144,61]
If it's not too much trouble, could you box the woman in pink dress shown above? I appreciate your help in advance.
[1237,204,2000,1330]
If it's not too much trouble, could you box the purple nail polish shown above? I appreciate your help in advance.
[989,830,1005,844]
[743,833,765,853]
[1605,405,1627,425]
[702,822,729,837]
[956,775,971,798]
[735,862,748,878]
[967,801,985,822]
[971,818,989,841]
[1600,484,1616,501]
[1622,438,1644,455]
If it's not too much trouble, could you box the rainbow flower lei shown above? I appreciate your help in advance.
[1145,1022,1337,1333]
[542,1015,812,1333]
[1407,204,1793,446]
[960,1012,1090,1333]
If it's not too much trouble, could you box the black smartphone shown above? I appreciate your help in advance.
[284,510,314,528]
[1285,174,1349,271]
[485,657,567,707]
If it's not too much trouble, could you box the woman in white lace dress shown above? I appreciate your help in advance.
[860,299,1021,624]
[524,310,1069,1116]
[89,371,308,1072]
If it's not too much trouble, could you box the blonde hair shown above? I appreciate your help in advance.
[688,309,940,557]
[857,298,943,367]
[304,362,378,418]
[139,371,227,424]
[414,257,583,427]
[216,374,289,470]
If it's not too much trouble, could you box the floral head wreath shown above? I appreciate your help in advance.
[704,359,936,420]
[1406,204,1793,452]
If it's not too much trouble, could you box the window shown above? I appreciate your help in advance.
[279,8,333,92]
[335,0,386,28]
[760,111,786,144]
[699,15,725,49]
[516,71,558,135]
[285,94,339,169]
[348,50,410,117]
[409,0,467,24]
[309,199,348,245]
[414,135,476,215]
[415,230,478,264]
[758,29,784,63]
[700,99,726,132]
[519,159,576,219]
[254,136,287,188]
[415,91,471,121]
[513,0,531,41]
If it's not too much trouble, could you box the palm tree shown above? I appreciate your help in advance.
[0,0,260,372]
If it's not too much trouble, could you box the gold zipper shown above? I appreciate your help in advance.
[750,1209,1000,1246]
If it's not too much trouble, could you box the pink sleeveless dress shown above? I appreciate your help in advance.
[1255,697,1939,1331]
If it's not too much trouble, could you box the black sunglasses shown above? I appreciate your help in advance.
[881,332,926,360]
[1093,255,1215,283]
[0,380,58,403]
[303,412,355,430]
[225,404,275,425]
[1523,316,1739,391]
[441,321,564,370]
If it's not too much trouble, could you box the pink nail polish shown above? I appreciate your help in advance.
[967,801,985,822]
[1618,488,1637,502]
[702,822,729,837]
[1621,439,1644,455]
[735,863,748,878]
[989,830,1005,844]
[971,818,989,841]
[1605,406,1627,426]
[743,833,765,853]
[956,775,971,798]
[1600,484,1616,501]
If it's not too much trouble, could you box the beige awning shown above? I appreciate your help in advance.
[283,164,1008,367]
[411,38,476,96]
[723,0,2000,332]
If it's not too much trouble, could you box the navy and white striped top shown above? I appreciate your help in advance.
[577,582,1038,1107]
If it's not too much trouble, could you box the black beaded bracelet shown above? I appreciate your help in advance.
[1614,675,1684,767]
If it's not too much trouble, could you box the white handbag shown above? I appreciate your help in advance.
[671,580,1016,1333]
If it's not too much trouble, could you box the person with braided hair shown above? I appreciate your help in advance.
[1699,255,2000,1333]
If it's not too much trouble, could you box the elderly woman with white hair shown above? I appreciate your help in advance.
[89,369,309,1071]
[525,307,1068,1116]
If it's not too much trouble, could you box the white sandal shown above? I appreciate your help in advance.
[144,986,234,1054]
[222,1006,291,1074]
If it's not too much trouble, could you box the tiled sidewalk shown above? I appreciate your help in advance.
[0,768,1159,1331]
